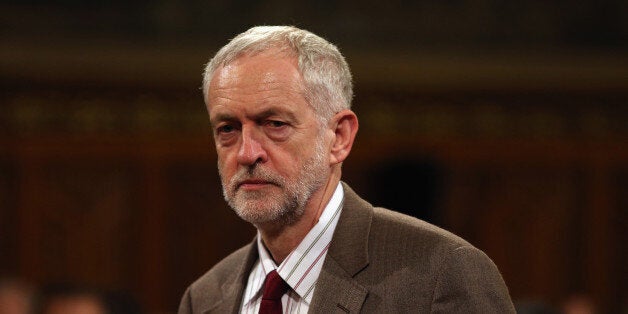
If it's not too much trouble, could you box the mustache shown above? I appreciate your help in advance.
[228,165,284,189]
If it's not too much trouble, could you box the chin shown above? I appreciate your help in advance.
[231,200,305,227]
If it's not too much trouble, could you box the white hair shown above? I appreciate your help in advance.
[202,25,353,122]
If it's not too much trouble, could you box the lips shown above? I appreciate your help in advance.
[237,179,276,190]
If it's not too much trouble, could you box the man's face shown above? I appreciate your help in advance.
[206,51,330,226]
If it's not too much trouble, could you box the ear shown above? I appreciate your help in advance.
[329,109,359,165]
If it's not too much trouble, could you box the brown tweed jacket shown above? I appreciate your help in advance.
[178,183,515,313]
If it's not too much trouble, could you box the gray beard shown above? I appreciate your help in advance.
[219,137,327,226]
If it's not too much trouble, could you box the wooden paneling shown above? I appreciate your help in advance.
[1,86,626,313]
[0,157,18,274]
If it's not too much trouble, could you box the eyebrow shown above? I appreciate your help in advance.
[210,107,299,126]
[209,113,237,127]
[253,108,298,122]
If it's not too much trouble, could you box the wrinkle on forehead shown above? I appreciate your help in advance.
[219,49,300,80]
[207,51,307,107]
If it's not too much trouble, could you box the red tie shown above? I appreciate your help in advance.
[259,270,289,314]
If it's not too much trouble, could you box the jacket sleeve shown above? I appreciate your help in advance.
[430,245,516,313]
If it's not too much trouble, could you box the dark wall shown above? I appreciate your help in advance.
[1,1,627,313]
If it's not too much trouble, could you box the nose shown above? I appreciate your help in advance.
[237,126,268,166]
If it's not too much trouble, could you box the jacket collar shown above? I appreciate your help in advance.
[203,239,259,314]
[308,182,372,313]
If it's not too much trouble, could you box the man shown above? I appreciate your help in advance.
[179,26,515,313]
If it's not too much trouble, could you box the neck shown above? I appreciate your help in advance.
[258,166,341,264]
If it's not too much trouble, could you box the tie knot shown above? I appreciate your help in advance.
[262,270,289,300]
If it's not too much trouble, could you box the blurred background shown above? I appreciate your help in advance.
[1,1,626,313]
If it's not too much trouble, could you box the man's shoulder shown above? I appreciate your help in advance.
[340,182,473,256]
[364,205,486,272]
[362,207,515,312]
[371,206,470,250]
[179,243,254,313]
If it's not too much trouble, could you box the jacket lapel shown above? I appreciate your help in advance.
[309,183,372,313]
[203,240,259,314]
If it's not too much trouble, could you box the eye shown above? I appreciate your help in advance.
[216,124,235,134]
[266,120,287,128]
[262,119,291,141]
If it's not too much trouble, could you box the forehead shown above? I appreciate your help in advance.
[208,51,303,96]
[206,50,313,122]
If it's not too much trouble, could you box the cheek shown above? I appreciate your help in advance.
[216,151,233,175]
[270,146,308,171]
